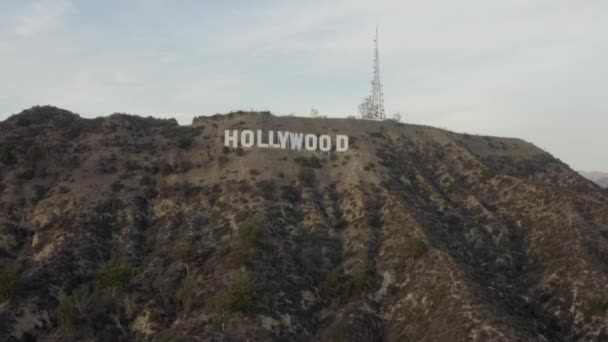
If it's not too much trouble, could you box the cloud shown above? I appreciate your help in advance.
[12,0,72,37]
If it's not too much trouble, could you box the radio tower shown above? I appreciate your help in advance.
[359,27,385,120]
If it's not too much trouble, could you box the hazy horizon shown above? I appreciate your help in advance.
[1,0,606,171]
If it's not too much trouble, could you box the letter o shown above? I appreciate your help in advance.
[305,134,317,151]
[241,130,254,147]
[319,135,331,152]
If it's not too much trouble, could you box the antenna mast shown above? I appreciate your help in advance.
[359,27,385,120]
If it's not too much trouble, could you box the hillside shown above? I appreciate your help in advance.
[580,171,608,189]
[1,106,608,341]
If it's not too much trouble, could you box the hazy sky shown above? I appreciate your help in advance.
[0,0,606,171]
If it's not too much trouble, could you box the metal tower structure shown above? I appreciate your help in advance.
[359,27,385,120]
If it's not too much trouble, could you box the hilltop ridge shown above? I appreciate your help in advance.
[1,106,608,341]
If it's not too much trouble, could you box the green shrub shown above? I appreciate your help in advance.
[222,146,230,154]
[30,184,48,203]
[232,221,264,266]
[479,169,496,182]
[0,266,18,300]
[298,167,316,187]
[58,293,77,334]
[297,247,322,273]
[294,156,322,168]
[235,147,245,156]
[0,145,17,166]
[239,221,263,249]
[176,277,199,313]
[174,127,200,149]
[169,242,196,277]
[256,180,276,200]
[207,272,257,314]
[584,297,608,322]
[321,263,376,302]
[324,250,377,301]
[400,238,429,259]
[94,259,134,290]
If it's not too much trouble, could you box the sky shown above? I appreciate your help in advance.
[0,0,606,171]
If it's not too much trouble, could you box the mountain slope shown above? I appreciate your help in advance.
[1,106,608,341]
[580,171,608,189]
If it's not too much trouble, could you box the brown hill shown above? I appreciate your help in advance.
[1,106,608,341]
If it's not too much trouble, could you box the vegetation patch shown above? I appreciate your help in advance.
[176,277,199,314]
[30,184,48,203]
[294,156,322,169]
[369,131,384,139]
[480,169,496,182]
[58,293,77,334]
[94,259,134,290]
[322,261,377,302]
[583,297,608,322]
[174,127,201,149]
[207,272,258,314]
[298,167,316,187]
[0,266,18,300]
[256,180,276,200]
[232,221,265,266]
[399,237,429,259]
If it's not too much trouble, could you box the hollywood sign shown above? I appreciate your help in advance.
[224,129,349,152]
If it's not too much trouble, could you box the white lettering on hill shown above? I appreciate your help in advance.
[224,130,348,152]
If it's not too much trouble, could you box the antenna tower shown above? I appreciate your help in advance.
[359,27,385,120]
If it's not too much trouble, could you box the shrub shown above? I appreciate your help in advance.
[139,175,155,186]
[249,169,261,176]
[110,180,123,192]
[16,167,35,180]
[207,272,257,314]
[298,167,316,187]
[256,180,276,200]
[281,185,301,203]
[583,297,608,322]
[235,147,245,156]
[232,221,264,266]
[0,145,18,166]
[238,222,264,249]
[294,156,322,169]
[191,213,209,228]
[479,169,496,182]
[369,131,384,139]
[363,162,375,171]
[174,127,200,149]
[170,242,196,277]
[0,266,18,300]
[30,184,48,203]
[24,145,44,164]
[96,154,118,174]
[400,238,429,259]
[321,263,376,302]
[222,146,230,154]
[91,198,122,234]
[297,247,322,273]
[176,277,199,313]
[94,259,134,290]
[58,293,77,334]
